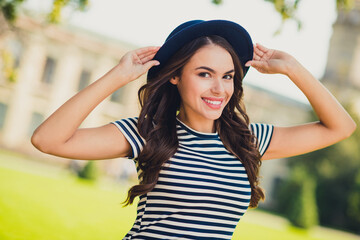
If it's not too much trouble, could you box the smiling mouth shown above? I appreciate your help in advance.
[202,97,224,109]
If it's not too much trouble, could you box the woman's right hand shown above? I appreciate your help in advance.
[116,46,160,82]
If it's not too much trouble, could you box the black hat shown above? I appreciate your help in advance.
[147,19,253,80]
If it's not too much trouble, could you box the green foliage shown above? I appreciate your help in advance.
[215,0,356,33]
[48,0,89,23]
[212,0,223,4]
[1,49,18,83]
[263,0,302,34]
[265,0,301,21]
[0,0,88,23]
[277,165,318,229]
[0,0,357,27]
[276,106,360,232]
[77,161,99,181]
[0,0,25,23]
[337,0,356,10]
[346,169,360,230]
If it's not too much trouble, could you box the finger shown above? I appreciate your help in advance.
[245,60,260,67]
[254,46,264,58]
[139,48,159,61]
[253,54,261,61]
[135,46,160,58]
[248,60,261,68]
[141,52,158,63]
[134,50,158,65]
[138,49,159,60]
[245,60,252,67]
[136,46,160,53]
[245,60,265,70]
[256,43,269,53]
[143,60,160,71]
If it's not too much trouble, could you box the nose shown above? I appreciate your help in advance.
[211,78,225,94]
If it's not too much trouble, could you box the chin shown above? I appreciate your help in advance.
[203,111,223,121]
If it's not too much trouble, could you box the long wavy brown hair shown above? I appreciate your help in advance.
[123,35,265,208]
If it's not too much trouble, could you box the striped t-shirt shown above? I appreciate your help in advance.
[111,117,273,240]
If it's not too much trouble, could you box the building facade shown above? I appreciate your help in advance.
[0,15,143,154]
[322,0,360,111]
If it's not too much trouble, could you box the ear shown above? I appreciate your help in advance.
[169,76,179,85]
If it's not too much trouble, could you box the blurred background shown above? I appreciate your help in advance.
[0,0,359,239]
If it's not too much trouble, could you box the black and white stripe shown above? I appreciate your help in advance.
[250,123,274,156]
[111,117,273,239]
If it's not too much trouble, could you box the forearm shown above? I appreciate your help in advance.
[285,58,356,136]
[32,65,130,148]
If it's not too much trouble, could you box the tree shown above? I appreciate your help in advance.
[263,0,355,29]
[0,0,88,24]
[77,161,99,181]
[276,106,360,233]
[0,0,24,23]
[277,165,318,229]
[0,0,89,83]
[0,0,357,25]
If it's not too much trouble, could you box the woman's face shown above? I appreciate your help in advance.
[171,44,235,126]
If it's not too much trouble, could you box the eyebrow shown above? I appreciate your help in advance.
[195,66,234,74]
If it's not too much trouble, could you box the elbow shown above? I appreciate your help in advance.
[349,121,357,137]
[31,131,52,154]
[341,120,357,140]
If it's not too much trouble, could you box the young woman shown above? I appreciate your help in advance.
[31,20,356,239]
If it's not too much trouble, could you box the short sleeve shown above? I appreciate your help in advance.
[250,123,274,156]
[110,117,145,160]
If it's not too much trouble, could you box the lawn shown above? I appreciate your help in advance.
[0,150,358,240]
[0,167,136,240]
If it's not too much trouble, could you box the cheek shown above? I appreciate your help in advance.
[226,82,234,97]
[177,79,205,100]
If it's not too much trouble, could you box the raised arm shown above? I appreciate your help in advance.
[31,46,160,160]
[246,44,356,160]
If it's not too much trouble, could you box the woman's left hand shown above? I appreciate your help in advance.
[245,43,295,75]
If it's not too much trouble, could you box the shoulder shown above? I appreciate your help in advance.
[249,123,274,156]
[111,117,144,159]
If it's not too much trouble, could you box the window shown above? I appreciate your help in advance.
[77,69,91,91]
[110,88,125,103]
[8,40,23,68]
[0,102,8,130]
[28,112,44,137]
[41,57,56,84]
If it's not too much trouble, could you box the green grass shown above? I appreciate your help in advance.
[234,222,319,240]
[0,150,359,240]
[0,167,136,240]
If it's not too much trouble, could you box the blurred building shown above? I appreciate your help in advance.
[0,15,310,207]
[322,0,360,111]
[0,15,143,153]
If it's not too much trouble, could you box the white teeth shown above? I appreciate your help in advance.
[203,98,222,105]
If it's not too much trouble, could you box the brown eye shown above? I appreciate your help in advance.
[199,72,211,78]
[223,74,233,80]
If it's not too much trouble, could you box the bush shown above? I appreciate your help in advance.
[77,161,99,181]
[275,105,360,233]
[347,169,360,232]
[277,165,318,229]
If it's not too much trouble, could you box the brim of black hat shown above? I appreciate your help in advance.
[147,20,253,80]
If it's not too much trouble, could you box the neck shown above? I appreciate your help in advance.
[177,112,216,133]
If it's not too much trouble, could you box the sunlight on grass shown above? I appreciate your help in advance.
[234,221,321,240]
[0,150,359,240]
[0,167,136,240]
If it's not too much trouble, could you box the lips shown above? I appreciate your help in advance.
[202,97,224,109]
